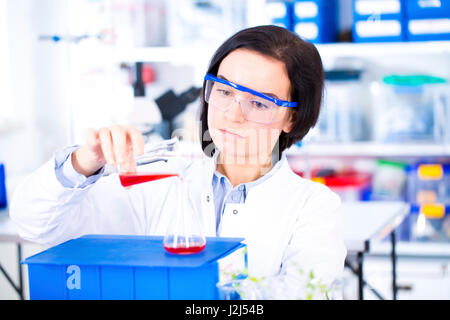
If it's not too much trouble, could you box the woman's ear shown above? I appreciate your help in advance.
[282,109,298,133]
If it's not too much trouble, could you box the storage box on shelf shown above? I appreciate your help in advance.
[372,74,449,144]
[304,71,449,148]
[377,161,450,243]
[265,0,292,29]
[408,204,450,242]
[371,159,408,201]
[292,0,338,43]
[308,68,372,143]
[287,141,449,158]
[405,0,450,41]
[406,163,450,205]
[318,172,372,202]
[352,0,407,42]
[293,168,373,202]
[401,162,450,242]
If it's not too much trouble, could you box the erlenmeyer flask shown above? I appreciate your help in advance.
[163,177,206,254]
[117,137,180,188]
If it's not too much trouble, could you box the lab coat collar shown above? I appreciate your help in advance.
[202,149,289,189]
[202,149,220,186]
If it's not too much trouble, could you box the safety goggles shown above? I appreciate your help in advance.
[204,73,297,125]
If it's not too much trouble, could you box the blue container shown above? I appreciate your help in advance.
[381,202,450,243]
[408,204,450,242]
[405,163,450,205]
[22,235,246,300]
[405,0,450,19]
[266,1,293,30]
[352,0,407,42]
[404,0,450,41]
[0,163,6,209]
[353,0,406,20]
[292,0,338,43]
[406,18,450,41]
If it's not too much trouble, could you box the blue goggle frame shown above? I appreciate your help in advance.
[204,73,298,108]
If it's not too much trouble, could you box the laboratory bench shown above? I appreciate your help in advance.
[357,241,450,300]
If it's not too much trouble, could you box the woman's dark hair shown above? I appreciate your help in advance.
[200,25,324,158]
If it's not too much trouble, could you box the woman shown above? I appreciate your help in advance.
[11,26,346,292]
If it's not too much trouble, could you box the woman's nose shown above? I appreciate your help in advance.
[224,98,246,122]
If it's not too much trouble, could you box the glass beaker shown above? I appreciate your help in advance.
[117,137,180,188]
[163,176,206,255]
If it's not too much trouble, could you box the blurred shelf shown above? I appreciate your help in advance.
[369,241,450,260]
[316,41,450,58]
[445,144,450,156]
[286,142,450,158]
[113,41,450,64]
[0,120,23,135]
[113,45,217,65]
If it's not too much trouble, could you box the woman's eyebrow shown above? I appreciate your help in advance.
[217,74,281,100]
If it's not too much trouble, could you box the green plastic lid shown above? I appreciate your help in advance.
[383,74,447,86]
[376,159,407,169]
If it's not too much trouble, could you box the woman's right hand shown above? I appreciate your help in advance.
[72,125,145,177]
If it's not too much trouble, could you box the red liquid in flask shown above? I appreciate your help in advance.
[119,172,179,187]
[164,242,206,255]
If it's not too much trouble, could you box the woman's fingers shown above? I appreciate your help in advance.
[86,128,100,149]
[76,125,144,177]
[126,125,145,157]
[98,127,115,166]
[110,125,128,166]
[92,125,144,172]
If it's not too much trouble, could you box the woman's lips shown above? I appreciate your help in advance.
[219,129,245,139]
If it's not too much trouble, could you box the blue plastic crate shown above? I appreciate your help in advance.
[403,0,450,41]
[408,204,450,242]
[406,17,450,41]
[22,235,246,300]
[292,0,338,43]
[405,163,450,204]
[266,1,293,30]
[353,19,407,42]
[353,0,406,20]
[292,0,337,21]
[405,0,450,19]
[352,0,407,42]
[382,203,450,242]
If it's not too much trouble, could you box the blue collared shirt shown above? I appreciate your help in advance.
[54,145,105,189]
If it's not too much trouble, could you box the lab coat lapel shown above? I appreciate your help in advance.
[185,154,217,237]
[219,203,249,238]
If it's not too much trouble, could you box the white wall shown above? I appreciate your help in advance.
[0,0,70,189]
[0,2,72,299]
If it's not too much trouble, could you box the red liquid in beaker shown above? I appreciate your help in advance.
[164,243,206,255]
[119,173,179,187]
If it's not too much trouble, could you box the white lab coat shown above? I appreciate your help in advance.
[10,152,346,288]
